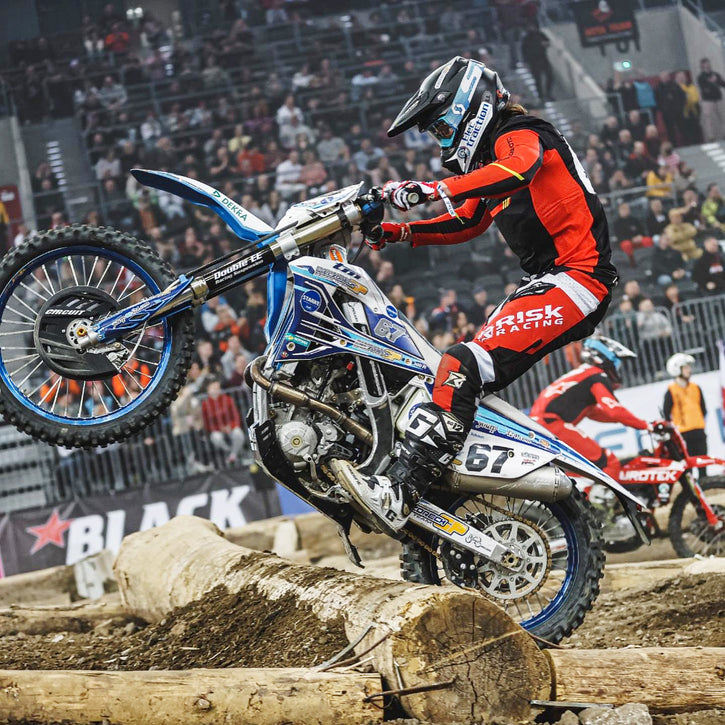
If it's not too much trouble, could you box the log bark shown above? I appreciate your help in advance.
[115,515,550,724]
[601,557,725,592]
[547,647,725,712]
[0,667,383,724]
[0,593,134,636]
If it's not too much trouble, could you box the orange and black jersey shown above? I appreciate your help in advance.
[409,116,617,287]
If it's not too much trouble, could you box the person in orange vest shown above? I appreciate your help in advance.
[663,353,707,456]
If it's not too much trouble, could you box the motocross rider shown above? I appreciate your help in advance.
[339,56,618,534]
[530,336,655,479]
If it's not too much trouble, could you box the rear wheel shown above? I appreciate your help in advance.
[0,225,195,448]
[669,477,725,557]
[401,486,604,644]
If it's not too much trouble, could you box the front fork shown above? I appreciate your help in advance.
[684,473,722,528]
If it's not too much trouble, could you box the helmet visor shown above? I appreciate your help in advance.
[426,118,457,146]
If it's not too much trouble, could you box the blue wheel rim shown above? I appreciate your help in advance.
[0,245,172,426]
[442,496,578,633]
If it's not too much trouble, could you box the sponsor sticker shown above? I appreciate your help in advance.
[300,290,322,313]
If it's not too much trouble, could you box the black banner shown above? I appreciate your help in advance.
[0,469,281,577]
[572,0,639,48]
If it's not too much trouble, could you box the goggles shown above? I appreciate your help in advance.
[426,118,457,145]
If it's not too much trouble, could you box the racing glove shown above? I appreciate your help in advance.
[382,180,439,212]
[364,222,411,250]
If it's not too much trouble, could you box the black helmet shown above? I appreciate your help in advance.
[580,335,637,385]
[387,56,510,173]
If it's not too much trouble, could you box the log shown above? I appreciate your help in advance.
[0,564,76,607]
[602,557,725,592]
[115,516,550,724]
[0,667,383,724]
[547,647,725,712]
[0,593,133,636]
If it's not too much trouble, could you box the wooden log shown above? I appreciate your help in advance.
[0,593,134,636]
[115,516,550,724]
[602,557,725,592]
[0,667,383,725]
[0,564,76,608]
[547,647,725,712]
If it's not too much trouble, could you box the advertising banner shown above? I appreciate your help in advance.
[0,469,281,577]
[572,0,639,48]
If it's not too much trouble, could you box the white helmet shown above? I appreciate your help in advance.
[666,353,695,378]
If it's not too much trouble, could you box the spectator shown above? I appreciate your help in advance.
[201,56,229,88]
[228,124,251,155]
[316,125,348,165]
[675,70,702,144]
[636,297,672,342]
[220,335,247,381]
[95,148,121,180]
[278,114,315,150]
[600,115,620,147]
[275,150,305,199]
[697,58,725,141]
[299,150,327,195]
[701,182,725,234]
[644,124,661,159]
[352,138,384,173]
[260,189,289,226]
[645,164,674,198]
[613,202,653,266]
[236,143,266,175]
[276,94,304,128]
[625,141,655,183]
[104,21,130,55]
[469,285,489,327]
[140,110,162,148]
[622,279,644,310]
[654,71,686,144]
[350,68,378,101]
[201,378,246,465]
[664,209,701,261]
[98,75,127,110]
[429,289,462,333]
[646,198,668,236]
[521,22,553,102]
[626,109,648,141]
[693,236,725,294]
[663,283,695,324]
[227,354,248,389]
[674,188,703,229]
[651,232,688,287]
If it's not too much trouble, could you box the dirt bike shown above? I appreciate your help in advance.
[0,171,649,644]
[579,421,725,557]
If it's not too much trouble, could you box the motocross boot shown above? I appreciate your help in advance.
[334,402,467,535]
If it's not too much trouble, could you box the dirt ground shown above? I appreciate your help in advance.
[565,572,725,648]
[0,584,348,670]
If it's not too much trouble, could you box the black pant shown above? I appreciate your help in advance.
[682,428,708,456]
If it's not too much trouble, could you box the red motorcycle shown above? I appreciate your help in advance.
[580,422,725,556]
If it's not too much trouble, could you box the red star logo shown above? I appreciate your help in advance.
[26,510,73,554]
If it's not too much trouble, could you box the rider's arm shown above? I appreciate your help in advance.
[590,381,649,429]
[407,197,494,247]
[440,129,544,201]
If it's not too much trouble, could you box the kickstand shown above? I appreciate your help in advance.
[337,522,364,568]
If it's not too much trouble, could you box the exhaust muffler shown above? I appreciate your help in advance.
[443,466,572,502]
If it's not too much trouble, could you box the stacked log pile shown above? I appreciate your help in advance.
[0,514,723,724]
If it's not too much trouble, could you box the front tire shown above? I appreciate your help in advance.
[669,476,725,557]
[0,225,195,448]
[401,486,604,644]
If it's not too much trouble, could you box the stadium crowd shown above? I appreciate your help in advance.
[2,0,725,405]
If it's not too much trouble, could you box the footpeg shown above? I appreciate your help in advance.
[336,522,364,568]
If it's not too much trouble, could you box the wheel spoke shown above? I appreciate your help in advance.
[41,265,56,295]
[116,274,138,301]
[4,306,36,323]
[16,359,44,389]
[86,256,99,286]
[67,255,80,287]
[19,281,48,303]
[96,259,113,288]
[119,282,147,302]
[77,382,86,419]
[39,375,62,405]
[109,266,124,297]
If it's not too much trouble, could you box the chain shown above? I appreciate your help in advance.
[403,497,553,603]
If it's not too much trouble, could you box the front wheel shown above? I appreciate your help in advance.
[0,225,195,448]
[669,476,725,557]
[401,485,604,644]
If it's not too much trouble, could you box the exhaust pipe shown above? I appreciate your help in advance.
[444,466,572,502]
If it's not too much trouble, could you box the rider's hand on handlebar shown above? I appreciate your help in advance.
[648,419,669,434]
[364,222,411,251]
[382,180,438,211]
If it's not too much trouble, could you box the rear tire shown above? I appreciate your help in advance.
[0,225,195,448]
[402,486,604,644]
